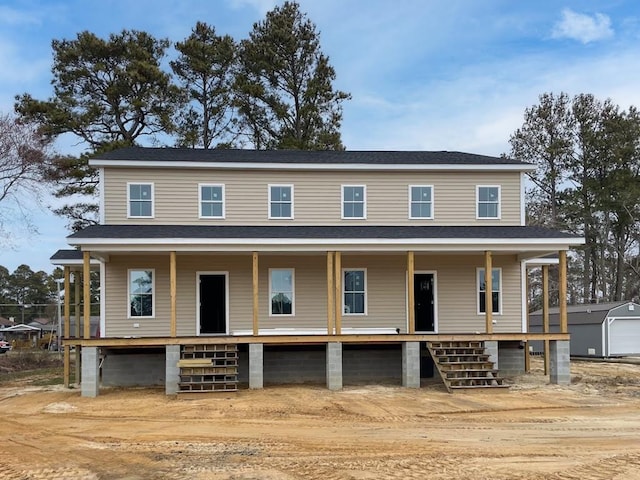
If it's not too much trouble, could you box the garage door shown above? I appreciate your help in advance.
[609,318,640,355]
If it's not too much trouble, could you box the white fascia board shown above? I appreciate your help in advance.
[89,159,536,172]
[524,257,561,267]
[99,167,105,224]
[50,258,101,267]
[68,236,585,252]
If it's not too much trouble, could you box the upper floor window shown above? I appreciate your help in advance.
[199,184,225,218]
[129,269,154,318]
[342,185,366,219]
[477,186,500,219]
[269,185,293,219]
[270,268,294,315]
[343,269,367,315]
[128,183,153,218]
[477,267,501,314]
[409,185,434,219]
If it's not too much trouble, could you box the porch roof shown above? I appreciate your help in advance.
[69,224,578,240]
[67,225,583,256]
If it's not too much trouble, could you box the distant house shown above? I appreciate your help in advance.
[530,301,640,357]
[29,319,57,333]
[0,323,42,347]
[0,317,14,328]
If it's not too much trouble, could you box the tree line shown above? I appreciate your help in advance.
[0,265,61,322]
[510,92,640,306]
[11,1,349,230]
[0,265,100,323]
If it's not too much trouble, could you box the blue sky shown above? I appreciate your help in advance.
[1,0,639,273]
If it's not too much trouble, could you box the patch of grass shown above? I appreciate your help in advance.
[0,352,65,385]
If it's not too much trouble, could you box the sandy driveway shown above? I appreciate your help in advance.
[0,358,639,479]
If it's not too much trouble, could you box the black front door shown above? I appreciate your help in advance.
[199,274,226,334]
[414,273,435,332]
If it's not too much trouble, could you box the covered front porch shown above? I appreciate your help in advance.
[54,230,577,396]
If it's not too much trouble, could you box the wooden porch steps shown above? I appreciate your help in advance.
[427,341,508,393]
[178,344,238,393]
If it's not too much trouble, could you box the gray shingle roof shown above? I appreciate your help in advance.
[94,147,527,166]
[68,225,579,240]
[50,249,83,261]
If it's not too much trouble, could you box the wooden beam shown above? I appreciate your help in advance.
[63,266,70,388]
[524,266,530,373]
[74,269,81,384]
[83,251,91,339]
[559,250,568,334]
[170,251,177,338]
[326,252,335,335]
[334,251,342,335]
[484,251,493,334]
[67,331,572,348]
[252,252,259,336]
[407,251,415,334]
[542,264,550,375]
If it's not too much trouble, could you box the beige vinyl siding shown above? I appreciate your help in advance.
[103,252,523,337]
[103,168,522,226]
[341,255,408,331]
[104,255,171,337]
[259,255,326,329]
[415,254,522,333]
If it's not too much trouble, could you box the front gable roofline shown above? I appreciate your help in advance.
[89,147,536,172]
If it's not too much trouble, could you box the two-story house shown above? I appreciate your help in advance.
[52,147,583,397]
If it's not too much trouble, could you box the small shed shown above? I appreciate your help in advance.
[529,301,640,357]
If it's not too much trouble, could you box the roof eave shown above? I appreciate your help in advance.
[67,236,585,253]
[89,159,536,172]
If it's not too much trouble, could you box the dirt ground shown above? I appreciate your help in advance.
[0,358,639,480]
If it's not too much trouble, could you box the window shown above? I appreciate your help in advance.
[409,185,433,219]
[128,269,154,317]
[199,184,225,218]
[269,185,293,219]
[128,183,154,218]
[477,186,500,219]
[343,269,366,314]
[270,269,294,315]
[342,185,366,219]
[477,268,501,314]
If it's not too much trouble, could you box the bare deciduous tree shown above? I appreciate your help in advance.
[0,113,51,244]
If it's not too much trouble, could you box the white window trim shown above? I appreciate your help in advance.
[198,183,226,219]
[342,267,367,315]
[127,182,154,219]
[127,268,155,319]
[341,185,367,220]
[408,184,434,220]
[268,184,294,220]
[476,267,502,315]
[268,268,295,316]
[476,185,501,220]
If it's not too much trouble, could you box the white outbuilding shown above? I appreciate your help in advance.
[529,301,640,357]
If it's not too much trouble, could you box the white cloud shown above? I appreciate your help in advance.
[227,0,277,14]
[0,5,41,26]
[342,44,640,156]
[552,9,613,44]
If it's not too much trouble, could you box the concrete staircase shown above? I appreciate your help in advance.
[427,341,508,393]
